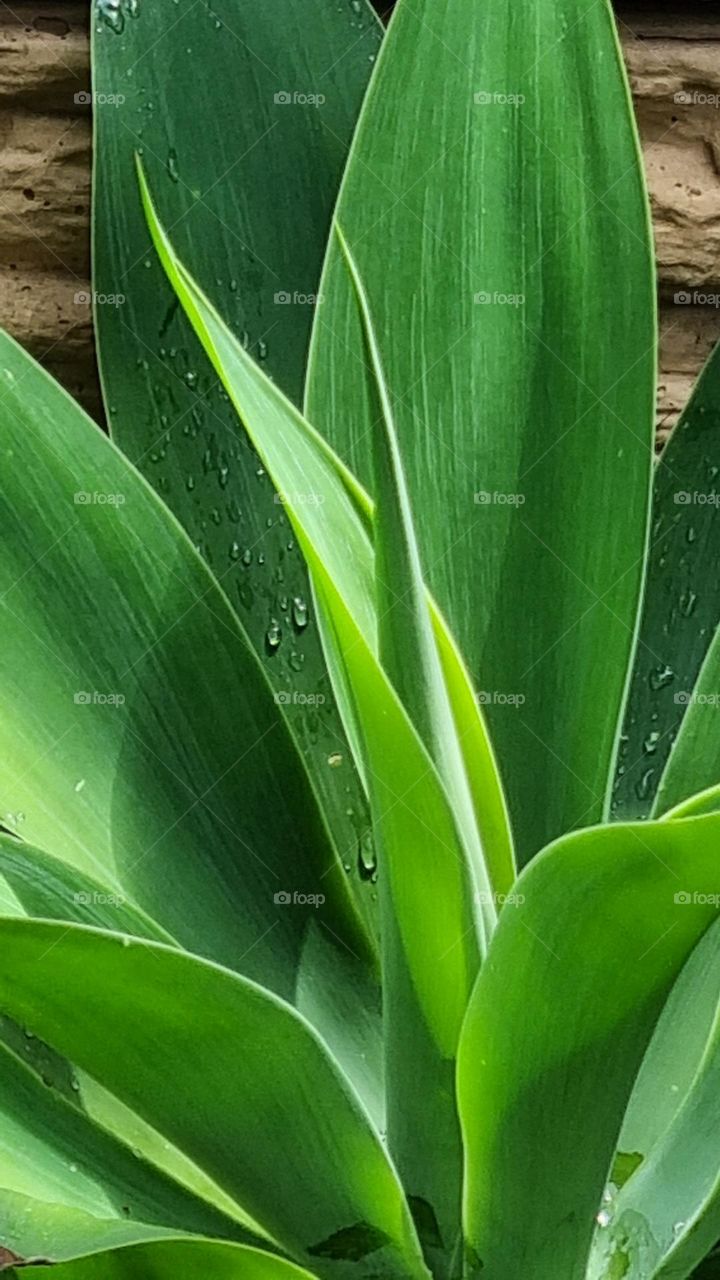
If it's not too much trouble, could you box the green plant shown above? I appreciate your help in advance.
[0,1,719,1278]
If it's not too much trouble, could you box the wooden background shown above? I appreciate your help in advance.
[0,3,719,442]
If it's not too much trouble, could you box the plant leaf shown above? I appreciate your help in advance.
[651,619,720,816]
[587,922,720,1280]
[0,1038,254,1252]
[0,837,173,943]
[10,1238,318,1280]
[334,225,502,943]
[0,1190,177,1267]
[139,172,488,1268]
[458,812,720,1280]
[0,921,426,1280]
[91,0,382,917]
[306,0,656,867]
[613,340,720,820]
[0,329,376,1094]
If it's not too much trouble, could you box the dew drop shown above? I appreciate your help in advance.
[649,665,674,691]
[292,596,309,630]
[635,768,655,801]
[680,590,697,617]
[266,619,282,652]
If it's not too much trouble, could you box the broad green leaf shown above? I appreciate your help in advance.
[458,813,720,1280]
[12,1238,316,1280]
[306,0,656,867]
[664,785,720,820]
[139,175,487,1268]
[334,226,504,942]
[0,836,173,943]
[652,628,720,816]
[0,1037,253,1250]
[613,340,720,820]
[139,162,514,902]
[92,0,382,912]
[588,922,720,1280]
[0,329,376,1093]
[0,922,427,1280]
[0,1190,176,1266]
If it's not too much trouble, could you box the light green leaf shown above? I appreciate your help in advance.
[138,170,488,1269]
[613,340,720,820]
[0,1037,252,1250]
[334,225,502,945]
[306,0,656,867]
[0,836,173,943]
[458,812,720,1280]
[0,329,376,1072]
[12,1238,317,1280]
[588,922,720,1280]
[0,1189,177,1266]
[653,622,720,817]
[0,921,426,1280]
[92,0,382,911]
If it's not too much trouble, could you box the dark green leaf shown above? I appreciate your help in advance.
[92,0,383,911]
[306,0,656,866]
